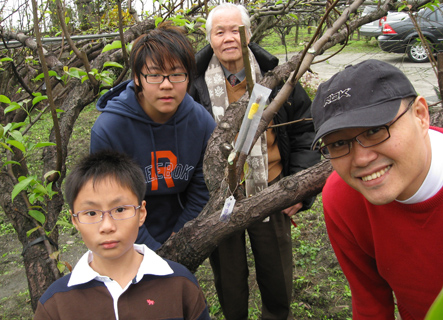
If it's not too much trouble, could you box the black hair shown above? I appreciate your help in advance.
[65,150,146,211]
[130,23,196,95]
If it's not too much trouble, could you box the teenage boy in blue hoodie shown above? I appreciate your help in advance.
[90,25,216,250]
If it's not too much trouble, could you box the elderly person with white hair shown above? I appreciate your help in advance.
[189,3,320,319]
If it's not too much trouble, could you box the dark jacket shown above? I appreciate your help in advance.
[34,258,210,320]
[189,43,320,210]
[91,80,216,247]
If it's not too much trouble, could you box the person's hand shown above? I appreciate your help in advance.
[282,202,303,217]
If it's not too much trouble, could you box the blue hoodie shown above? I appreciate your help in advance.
[90,80,216,248]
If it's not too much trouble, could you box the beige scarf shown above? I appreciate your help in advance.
[204,49,268,196]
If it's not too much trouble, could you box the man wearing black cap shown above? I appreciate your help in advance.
[311,59,443,319]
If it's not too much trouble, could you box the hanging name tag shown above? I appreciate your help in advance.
[220,195,236,222]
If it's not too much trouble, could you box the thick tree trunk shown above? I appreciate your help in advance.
[0,171,63,310]
[158,160,333,272]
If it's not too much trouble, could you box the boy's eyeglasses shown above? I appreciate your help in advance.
[319,99,415,160]
[73,205,141,224]
[140,72,188,84]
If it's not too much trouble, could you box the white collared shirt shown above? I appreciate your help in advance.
[67,244,173,320]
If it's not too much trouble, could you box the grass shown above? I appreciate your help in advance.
[259,25,382,56]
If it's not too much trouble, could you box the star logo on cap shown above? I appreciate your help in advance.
[324,88,351,107]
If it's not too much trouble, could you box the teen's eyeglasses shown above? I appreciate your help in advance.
[319,99,415,160]
[140,72,188,84]
[73,205,141,224]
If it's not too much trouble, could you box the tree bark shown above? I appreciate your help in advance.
[158,160,333,272]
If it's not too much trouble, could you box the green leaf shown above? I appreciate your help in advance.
[34,142,57,149]
[101,76,114,86]
[426,287,443,319]
[32,95,48,106]
[28,210,46,225]
[56,109,65,113]
[44,170,59,181]
[7,140,26,153]
[2,160,21,167]
[103,61,124,69]
[126,42,133,53]
[11,176,35,202]
[102,40,122,53]
[0,142,13,152]
[9,130,24,142]
[56,220,73,228]
[33,184,49,195]
[0,57,13,62]
[4,102,21,114]
[10,122,26,130]
[0,95,11,104]
[196,17,206,23]
[0,124,3,138]
[28,193,38,204]
[26,226,41,237]
[155,16,164,27]
[33,73,44,81]
[34,70,59,82]
[57,262,66,274]
[66,67,87,79]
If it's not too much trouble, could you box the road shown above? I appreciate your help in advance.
[280,50,439,105]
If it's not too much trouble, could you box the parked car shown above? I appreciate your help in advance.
[360,6,408,38]
[360,6,382,38]
[378,5,443,62]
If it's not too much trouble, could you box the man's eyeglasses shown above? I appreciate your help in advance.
[72,205,141,224]
[140,72,187,84]
[319,99,415,160]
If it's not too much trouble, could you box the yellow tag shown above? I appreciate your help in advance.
[248,103,259,119]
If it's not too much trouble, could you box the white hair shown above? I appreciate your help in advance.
[206,3,251,44]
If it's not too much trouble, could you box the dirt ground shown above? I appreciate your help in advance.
[0,229,85,319]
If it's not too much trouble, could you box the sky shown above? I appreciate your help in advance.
[1,0,157,31]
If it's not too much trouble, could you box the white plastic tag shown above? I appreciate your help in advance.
[220,195,236,222]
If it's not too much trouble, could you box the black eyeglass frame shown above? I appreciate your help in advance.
[72,205,141,224]
[140,72,188,84]
[319,98,416,160]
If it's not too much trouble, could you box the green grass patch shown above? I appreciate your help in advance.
[259,26,382,56]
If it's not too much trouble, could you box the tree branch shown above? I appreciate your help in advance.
[31,0,63,183]
[55,0,99,89]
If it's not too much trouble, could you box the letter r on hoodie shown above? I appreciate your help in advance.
[150,151,177,191]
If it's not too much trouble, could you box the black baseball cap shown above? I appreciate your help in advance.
[311,59,417,148]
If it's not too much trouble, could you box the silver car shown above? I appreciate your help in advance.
[360,6,408,39]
